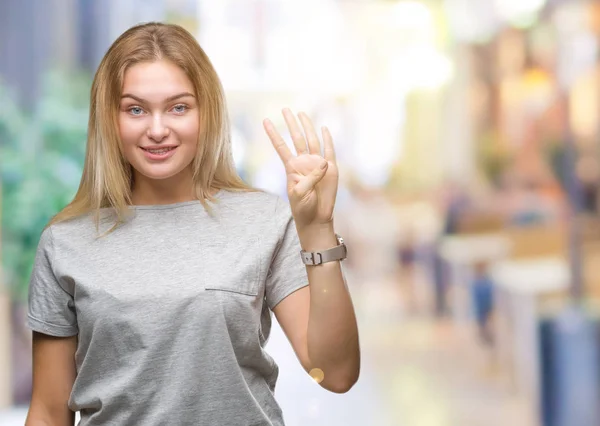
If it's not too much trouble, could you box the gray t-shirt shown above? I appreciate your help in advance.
[27,190,309,425]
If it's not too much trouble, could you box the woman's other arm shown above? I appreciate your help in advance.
[25,332,77,426]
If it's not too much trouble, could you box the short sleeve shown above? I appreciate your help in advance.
[265,197,309,310]
[27,226,78,337]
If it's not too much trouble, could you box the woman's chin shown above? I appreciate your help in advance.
[136,165,183,181]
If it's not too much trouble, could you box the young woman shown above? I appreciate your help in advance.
[25,22,359,426]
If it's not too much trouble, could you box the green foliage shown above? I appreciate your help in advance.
[1,70,91,300]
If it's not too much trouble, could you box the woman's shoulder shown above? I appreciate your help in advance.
[45,210,115,243]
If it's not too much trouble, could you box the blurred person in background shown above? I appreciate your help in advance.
[470,261,495,347]
[396,227,419,315]
[25,22,359,426]
[429,182,471,318]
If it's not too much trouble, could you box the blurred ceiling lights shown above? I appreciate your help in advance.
[494,0,548,28]
[444,0,548,43]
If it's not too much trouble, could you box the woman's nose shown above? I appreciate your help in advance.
[147,114,170,141]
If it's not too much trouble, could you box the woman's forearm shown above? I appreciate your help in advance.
[298,222,360,393]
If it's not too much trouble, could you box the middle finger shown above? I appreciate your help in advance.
[282,108,308,155]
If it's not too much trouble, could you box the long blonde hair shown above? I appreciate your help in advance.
[49,22,257,231]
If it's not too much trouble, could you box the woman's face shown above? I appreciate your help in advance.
[118,60,199,183]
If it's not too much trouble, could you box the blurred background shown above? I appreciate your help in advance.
[2,0,600,425]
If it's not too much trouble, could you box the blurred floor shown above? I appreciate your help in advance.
[353,274,534,426]
[0,268,534,426]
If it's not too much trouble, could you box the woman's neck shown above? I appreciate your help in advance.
[131,171,197,206]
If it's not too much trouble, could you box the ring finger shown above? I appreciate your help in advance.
[282,108,308,155]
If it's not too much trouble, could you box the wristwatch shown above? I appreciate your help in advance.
[300,234,347,266]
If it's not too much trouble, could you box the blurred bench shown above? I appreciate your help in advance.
[490,225,571,425]
[492,257,569,424]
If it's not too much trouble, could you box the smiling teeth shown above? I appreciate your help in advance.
[145,148,173,154]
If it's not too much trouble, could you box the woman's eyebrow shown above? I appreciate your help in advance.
[120,92,195,103]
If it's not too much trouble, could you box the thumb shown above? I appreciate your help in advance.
[293,161,328,198]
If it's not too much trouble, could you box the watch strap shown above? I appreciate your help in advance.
[300,235,347,266]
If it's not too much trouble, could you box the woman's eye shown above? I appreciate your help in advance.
[172,104,187,114]
[128,107,144,116]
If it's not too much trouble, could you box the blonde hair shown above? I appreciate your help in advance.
[49,22,257,232]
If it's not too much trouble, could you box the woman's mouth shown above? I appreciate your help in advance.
[140,146,178,161]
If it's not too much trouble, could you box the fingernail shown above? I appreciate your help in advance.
[320,161,328,169]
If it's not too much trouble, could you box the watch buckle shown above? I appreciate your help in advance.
[302,251,323,265]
